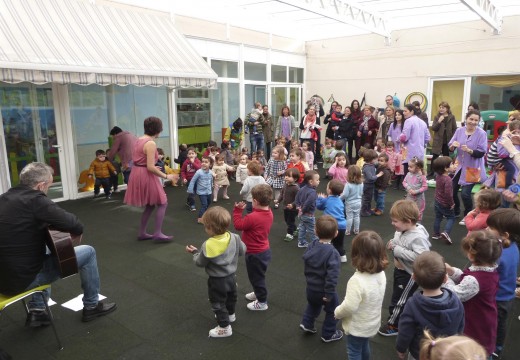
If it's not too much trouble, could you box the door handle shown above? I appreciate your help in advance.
[51,145,62,149]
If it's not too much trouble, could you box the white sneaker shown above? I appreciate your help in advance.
[245,292,257,301]
[208,325,232,338]
[340,255,347,263]
[459,219,466,225]
[247,300,268,311]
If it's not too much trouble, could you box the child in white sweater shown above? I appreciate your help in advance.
[335,231,388,360]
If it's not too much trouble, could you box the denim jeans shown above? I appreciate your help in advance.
[301,288,338,339]
[26,245,100,310]
[297,214,318,246]
[347,334,371,360]
[345,202,361,234]
[452,171,475,216]
[433,200,455,235]
[123,169,131,184]
[198,194,212,218]
[374,188,386,212]
[250,133,265,154]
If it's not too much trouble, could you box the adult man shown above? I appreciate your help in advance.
[262,105,274,159]
[0,163,116,325]
[413,101,429,127]
[246,102,266,154]
[108,126,137,184]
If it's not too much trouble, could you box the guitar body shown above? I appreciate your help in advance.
[46,229,79,278]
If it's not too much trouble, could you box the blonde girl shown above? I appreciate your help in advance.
[402,158,428,221]
[464,188,501,235]
[302,141,314,170]
[212,154,235,202]
[419,330,486,360]
[341,165,363,235]
[264,146,287,208]
[335,231,388,360]
[236,154,249,184]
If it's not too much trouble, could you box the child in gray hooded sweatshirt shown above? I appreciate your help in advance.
[186,206,246,338]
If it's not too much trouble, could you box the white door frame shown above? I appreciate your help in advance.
[0,105,11,193]
[267,84,303,118]
[427,77,472,123]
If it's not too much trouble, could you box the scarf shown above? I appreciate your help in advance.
[281,116,291,138]
[304,113,316,127]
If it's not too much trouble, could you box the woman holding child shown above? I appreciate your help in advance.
[299,105,321,159]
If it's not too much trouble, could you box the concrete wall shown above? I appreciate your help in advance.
[305,15,520,112]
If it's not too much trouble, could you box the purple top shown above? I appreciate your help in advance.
[399,115,430,163]
[496,139,520,180]
[449,127,488,185]
[388,123,403,152]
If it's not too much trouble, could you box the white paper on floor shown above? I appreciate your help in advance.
[61,294,106,312]
[48,298,56,306]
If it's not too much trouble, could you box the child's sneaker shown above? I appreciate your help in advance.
[340,255,347,263]
[213,198,217,203]
[293,230,299,239]
[321,329,343,343]
[431,233,441,240]
[245,292,257,301]
[297,242,308,248]
[440,232,453,245]
[459,219,466,225]
[208,325,232,338]
[190,206,196,212]
[247,300,268,311]
[106,192,112,199]
[378,324,398,336]
[223,195,230,200]
[284,234,294,242]
[373,209,383,216]
[299,323,317,334]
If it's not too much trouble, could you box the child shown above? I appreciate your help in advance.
[276,137,289,157]
[181,147,201,212]
[264,145,287,208]
[185,206,246,338]
[373,153,392,216]
[328,153,349,185]
[88,149,117,199]
[106,148,121,193]
[295,170,320,248]
[464,188,501,234]
[287,148,306,185]
[290,139,300,151]
[233,184,274,311]
[360,149,381,217]
[240,161,266,214]
[322,139,334,175]
[174,143,188,168]
[317,180,347,262]
[330,140,347,161]
[299,215,343,343]
[487,209,520,358]
[335,231,388,360]
[187,155,214,223]
[341,165,363,236]
[402,158,428,222]
[379,200,431,336]
[208,146,219,162]
[247,103,263,136]
[302,141,314,171]
[275,168,300,242]
[374,137,385,155]
[386,141,404,190]
[220,141,235,166]
[236,154,249,184]
[396,251,464,360]
[325,103,343,140]
[431,156,456,244]
[212,154,235,202]
[256,149,267,170]
[418,330,487,360]
[356,146,366,168]
[444,230,502,357]
[156,148,166,187]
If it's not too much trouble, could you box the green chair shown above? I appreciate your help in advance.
[0,284,62,350]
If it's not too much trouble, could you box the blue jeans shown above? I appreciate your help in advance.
[297,215,318,246]
[26,245,100,310]
[373,188,386,212]
[452,171,475,216]
[198,194,212,218]
[301,288,339,339]
[347,334,371,360]
[433,200,455,235]
[123,169,131,184]
[250,133,265,154]
[345,201,361,234]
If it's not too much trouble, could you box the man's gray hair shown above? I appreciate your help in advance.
[19,162,54,188]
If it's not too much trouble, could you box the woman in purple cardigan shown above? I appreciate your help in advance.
[399,104,430,174]
[449,110,488,221]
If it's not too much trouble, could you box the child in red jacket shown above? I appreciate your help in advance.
[464,189,501,235]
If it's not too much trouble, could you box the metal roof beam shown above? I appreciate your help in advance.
[276,0,391,42]
[460,0,503,34]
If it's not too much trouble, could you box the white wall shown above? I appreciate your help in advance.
[305,15,520,111]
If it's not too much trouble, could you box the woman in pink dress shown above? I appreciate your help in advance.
[124,117,177,242]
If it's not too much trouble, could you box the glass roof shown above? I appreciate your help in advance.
[111,0,520,41]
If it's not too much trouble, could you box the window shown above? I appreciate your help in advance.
[244,62,266,81]
[211,60,238,78]
[289,67,304,83]
[271,65,287,82]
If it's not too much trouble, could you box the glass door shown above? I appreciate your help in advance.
[429,77,471,123]
[0,84,65,199]
[268,85,302,129]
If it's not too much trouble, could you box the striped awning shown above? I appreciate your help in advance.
[0,0,217,88]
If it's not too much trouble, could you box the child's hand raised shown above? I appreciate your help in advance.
[235,201,246,209]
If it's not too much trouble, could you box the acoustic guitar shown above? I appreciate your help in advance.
[45,229,82,278]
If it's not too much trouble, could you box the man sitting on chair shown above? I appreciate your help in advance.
[0,162,116,326]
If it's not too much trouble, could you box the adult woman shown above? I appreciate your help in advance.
[430,101,457,177]
[388,109,404,153]
[377,105,395,142]
[223,118,243,150]
[449,110,488,221]
[337,106,356,163]
[399,104,430,174]
[124,117,177,242]
[299,105,321,158]
[355,105,379,152]
[323,100,339,140]
[275,105,297,153]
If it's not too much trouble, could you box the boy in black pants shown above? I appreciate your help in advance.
[275,168,300,242]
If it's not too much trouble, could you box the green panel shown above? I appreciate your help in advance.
[178,126,211,146]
